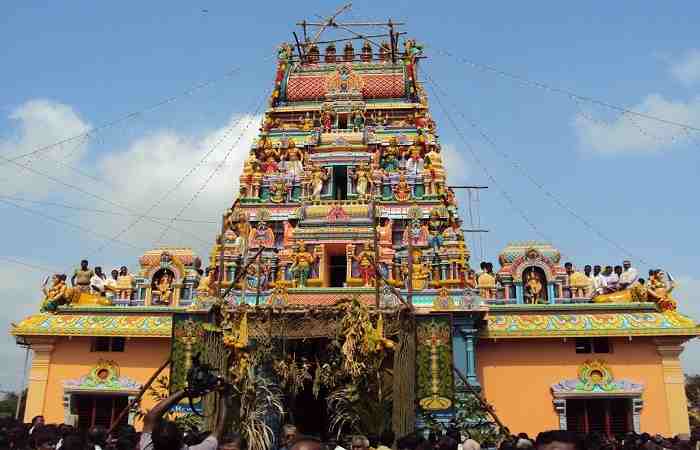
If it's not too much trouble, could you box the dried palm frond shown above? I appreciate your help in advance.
[236,367,285,450]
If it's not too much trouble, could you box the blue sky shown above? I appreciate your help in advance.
[1,1,700,390]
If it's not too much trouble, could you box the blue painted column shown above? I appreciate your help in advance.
[453,314,481,389]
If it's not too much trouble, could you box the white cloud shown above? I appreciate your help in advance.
[675,275,700,375]
[573,94,700,154]
[0,100,262,390]
[441,142,470,184]
[670,49,700,86]
[0,99,91,197]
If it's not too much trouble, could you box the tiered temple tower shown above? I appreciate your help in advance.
[11,26,699,438]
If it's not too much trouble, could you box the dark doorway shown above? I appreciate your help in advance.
[333,166,348,200]
[338,114,348,130]
[329,255,347,287]
[284,339,331,440]
[74,394,129,429]
[566,398,632,436]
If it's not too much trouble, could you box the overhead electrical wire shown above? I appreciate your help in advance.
[424,74,554,248]
[434,47,700,134]
[92,93,266,255]
[424,70,649,265]
[0,256,62,274]
[154,99,265,244]
[0,65,249,166]
[0,195,219,224]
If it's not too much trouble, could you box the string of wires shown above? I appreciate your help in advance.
[89,93,265,255]
[153,98,265,244]
[433,47,700,134]
[1,65,249,166]
[423,72,554,248]
[424,70,649,265]
[0,256,62,274]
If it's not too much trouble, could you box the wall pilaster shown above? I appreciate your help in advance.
[23,338,55,422]
[654,337,690,436]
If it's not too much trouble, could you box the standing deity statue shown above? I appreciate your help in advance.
[427,210,446,252]
[321,109,334,132]
[405,144,424,176]
[351,162,373,199]
[352,109,366,131]
[283,219,297,247]
[382,137,401,172]
[352,243,376,287]
[156,273,173,305]
[310,164,329,200]
[289,243,317,288]
[284,139,304,180]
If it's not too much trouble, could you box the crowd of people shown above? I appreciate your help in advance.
[2,412,698,450]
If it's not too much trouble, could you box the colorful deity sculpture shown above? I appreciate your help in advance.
[351,162,373,199]
[402,249,430,291]
[321,108,335,132]
[284,139,305,180]
[290,242,316,288]
[245,261,269,291]
[269,178,289,203]
[248,220,275,249]
[647,270,677,311]
[382,137,401,172]
[377,218,395,262]
[309,164,329,200]
[352,108,366,131]
[241,150,263,199]
[352,242,376,287]
[524,270,545,304]
[424,145,445,196]
[196,267,213,297]
[393,173,412,202]
[302,112,315,131]
[405,144,424,176]
[154,272,174,305]
[402,218,429,247]
[427,209,445,251]
[41,274,76,312]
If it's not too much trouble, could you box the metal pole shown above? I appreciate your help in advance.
[372,202,380,308]
[15,346,29,420]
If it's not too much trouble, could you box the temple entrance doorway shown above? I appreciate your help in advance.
[325,243,347,287]
[283,338,330,440]
[74,394,129,429]
[566,398,632,436]
[333,166,348,200]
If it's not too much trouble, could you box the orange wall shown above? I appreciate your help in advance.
[41,337,171,428]
[477,337,670,435]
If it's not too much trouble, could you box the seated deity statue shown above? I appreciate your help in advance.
[392,173,412,202]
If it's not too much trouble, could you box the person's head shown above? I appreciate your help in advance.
[61,434,87,450]
[637,278,645,285]
[604,265,612,275]
[220,433,243,450]
[584,265,592,275]
[623,260,632,270]
[95,266,103,277]
[593,265,601,276]
[111,269,119,280]
[291,437,323,450]
[486,262,493,273]
[480,262,487,271]
[437,436,459,450]
[80,259,88,270]
[564,262,573,274]
[120,265,128,275]
[614,265,623,276]
[352,435,370,450]
[88,425,108,446]
[152,420,183,450]
[535,431,579,450]
[34,428,58,450]
[282,424,298,447]
[381,430,396,447]
[31,415,45,427]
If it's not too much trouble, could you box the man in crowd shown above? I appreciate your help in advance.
[619,260,639,289]
[72,259,94,292]
[593,265,607,295]
[603,265,618,292]
[351,435,370,450]
[90,266,107,296]
[139,388,226,449]
[535,431,579,450]
[280,424,298,450]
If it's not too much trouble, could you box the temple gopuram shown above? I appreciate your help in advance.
[11,17,700,442]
